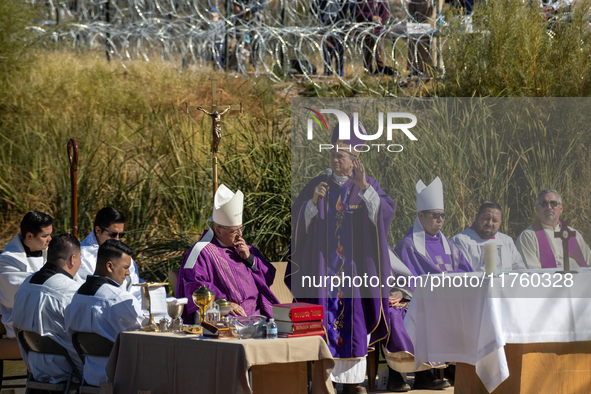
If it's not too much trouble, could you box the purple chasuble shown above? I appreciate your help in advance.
[288,174,395,359]
[532,220,588,268]
[395,227,473,279]
[177,233,279,323]
[386,228,472,355]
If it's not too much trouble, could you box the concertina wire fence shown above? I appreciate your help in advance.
[33,0,448,94]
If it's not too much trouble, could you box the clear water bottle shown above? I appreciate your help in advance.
[267,318,278,339]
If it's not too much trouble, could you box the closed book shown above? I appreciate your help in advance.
[278,330,326,339]
[272,303,324,322]
[276,320,324,334]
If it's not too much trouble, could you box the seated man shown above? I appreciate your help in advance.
[177,184,279,323]
[387,177,472,391]
[516,189,590,269]
[13,234,83,384]
[452,201,525,272]
[65,239,144,387]
[80,207,143,300]
[0,211,53,338]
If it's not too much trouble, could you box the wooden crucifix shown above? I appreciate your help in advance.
[554,220,578,274]
[185,79,243,200]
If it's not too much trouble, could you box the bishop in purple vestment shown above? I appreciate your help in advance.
[177,184,279,323]
[386,177,471,391]
[288,117,395,392]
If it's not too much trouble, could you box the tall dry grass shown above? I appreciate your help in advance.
[438,0,591,97]
[0,50,290,282]
[292,98,591,248]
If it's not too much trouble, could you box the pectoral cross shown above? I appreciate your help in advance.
[184,79,243,199]
[435,255,452,273]
[555,220,578,274]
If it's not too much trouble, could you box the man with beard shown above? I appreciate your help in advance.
[452,201,525,272]
[516,189,591,269]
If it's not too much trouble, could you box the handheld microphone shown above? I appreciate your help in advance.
[323,168,333,183]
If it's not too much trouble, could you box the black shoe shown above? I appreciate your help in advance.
[444,365,455,385]
[387,368,411,392]
[413,369,451,390]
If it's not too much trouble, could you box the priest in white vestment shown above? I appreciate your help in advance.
[0,211,53,338]
[65,239,144,386]
[80,207,143,301]
[452,201,525,272]
[13,233,83,384]
[516,189,591,269]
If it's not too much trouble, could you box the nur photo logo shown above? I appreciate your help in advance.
[303,108,418,153]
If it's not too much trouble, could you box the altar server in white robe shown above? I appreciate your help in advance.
[65,239,144,386]
[516,189,591,269]
[13,233,83,384]
[0,211,53,338]
[80,207,143,301]
[452,201,525,272]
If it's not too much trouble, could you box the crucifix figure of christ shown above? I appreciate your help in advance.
[555,220,578,274]
[185,79,243,199]
[198,106,231,154]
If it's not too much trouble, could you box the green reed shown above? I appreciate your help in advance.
[438,0,591,97]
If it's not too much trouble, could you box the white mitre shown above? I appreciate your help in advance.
[416,176,444,211]
[212,184,244,226]
[413,176,450,256]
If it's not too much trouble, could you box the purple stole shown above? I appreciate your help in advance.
[325,179,361,358]
[532,220,588,268]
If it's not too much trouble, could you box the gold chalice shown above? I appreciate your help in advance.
[192,286,215,324]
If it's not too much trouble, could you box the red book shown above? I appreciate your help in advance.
[278,330,326,339]
[276,320,324,334]
[272,303,324,322]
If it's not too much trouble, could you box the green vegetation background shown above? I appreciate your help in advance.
[2,0,591,283]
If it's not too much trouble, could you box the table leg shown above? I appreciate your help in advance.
[307,361,312,394]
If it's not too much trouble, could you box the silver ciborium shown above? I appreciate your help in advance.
[167,297,187,333]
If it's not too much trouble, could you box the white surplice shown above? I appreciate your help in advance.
[0,234,46,338]
[516,223,591,270]
[80,231,142,301]
[13,272,83,384]
[65,276,144,386]
[452,228,525,272]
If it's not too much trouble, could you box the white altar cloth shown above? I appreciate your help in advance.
[404,269,591,392]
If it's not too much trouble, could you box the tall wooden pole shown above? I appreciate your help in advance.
[67,138,79,238]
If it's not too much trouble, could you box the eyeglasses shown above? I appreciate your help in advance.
[538,200,561,208]
[100,227,126,239]
[423,211,446,220]
[219,225,244,236]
